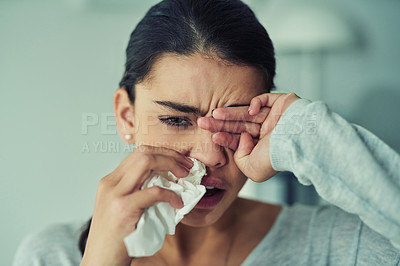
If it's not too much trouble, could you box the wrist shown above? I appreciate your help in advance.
[280,93,301,115]
[81,249,132,266]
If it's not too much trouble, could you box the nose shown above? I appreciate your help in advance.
[187,128,227,168]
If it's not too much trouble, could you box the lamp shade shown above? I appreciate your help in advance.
[259,1,357,52]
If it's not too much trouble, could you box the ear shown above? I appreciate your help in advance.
[114,88,136,144]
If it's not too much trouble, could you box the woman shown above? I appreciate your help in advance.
[13,0,400,265]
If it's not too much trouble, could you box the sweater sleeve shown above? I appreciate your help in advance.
[12,223,83,266]
[269,99,400,250]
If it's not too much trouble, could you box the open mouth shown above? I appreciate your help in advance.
[204,186,224,197]
[196,181,226,209]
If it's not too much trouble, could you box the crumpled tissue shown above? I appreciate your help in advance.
[123,158,206,257]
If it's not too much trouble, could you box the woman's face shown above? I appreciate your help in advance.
[127,53,266,227]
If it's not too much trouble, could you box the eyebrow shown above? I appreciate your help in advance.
[154,101,202,115]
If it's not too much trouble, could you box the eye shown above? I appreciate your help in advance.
[159,116,192,128]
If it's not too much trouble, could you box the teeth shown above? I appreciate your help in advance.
[205,186,215,189]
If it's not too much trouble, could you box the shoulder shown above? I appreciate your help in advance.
[283,203,398,249]
[244,204,400,265]
[303,204,400,264]
[13,221,84,266]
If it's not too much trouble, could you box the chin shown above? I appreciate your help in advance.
[180,208,223,227]
[179,193,239,227]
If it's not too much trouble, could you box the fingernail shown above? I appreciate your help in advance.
[185,156,194,165]
[183,165,191,173]
[185,161,194,170]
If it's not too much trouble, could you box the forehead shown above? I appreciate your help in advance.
[136,53,266,112]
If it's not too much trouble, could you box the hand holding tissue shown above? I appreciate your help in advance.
[123,158,206,257]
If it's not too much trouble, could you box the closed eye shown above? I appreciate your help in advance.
[159,116,193,128]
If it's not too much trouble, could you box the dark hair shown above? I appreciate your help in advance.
[79,0,275,256]
[119,0,276,104]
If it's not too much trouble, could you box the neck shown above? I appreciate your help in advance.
[162,199,240,261]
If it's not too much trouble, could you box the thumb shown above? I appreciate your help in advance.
[234,132,255,172]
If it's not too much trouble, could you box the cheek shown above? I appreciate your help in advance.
[225,155,248,191]
[230,171,248,193]
[133,113,153,142]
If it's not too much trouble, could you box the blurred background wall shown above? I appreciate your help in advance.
[1,0,399,264]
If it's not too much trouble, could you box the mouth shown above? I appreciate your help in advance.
[195,178,226,209]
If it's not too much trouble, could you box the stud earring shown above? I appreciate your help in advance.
[124,134,132,140]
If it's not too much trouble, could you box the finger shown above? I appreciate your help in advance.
[212,132,240,150]
[132,145,194,169]
[198,117,260,138]
[259,114,281,139]
[248,93,285,115]
[212,132,258,151]
[130,186,184,210]
[116,154,191,195]
[248,97,262,116]
[212,106,271,124]
[234,132,255,163]
[114,145,194,184]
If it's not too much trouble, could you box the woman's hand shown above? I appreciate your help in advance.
[80,145,193,266]
[197,92,300,182]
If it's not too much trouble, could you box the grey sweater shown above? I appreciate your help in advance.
[13,99,400,265]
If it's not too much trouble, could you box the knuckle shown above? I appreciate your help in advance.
[98,175,112,192]
[148,186,164,197]
[148,186,175,201]
[246,123,260,135]
[110,197,126,213]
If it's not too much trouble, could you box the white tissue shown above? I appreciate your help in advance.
[123,158,206,257]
